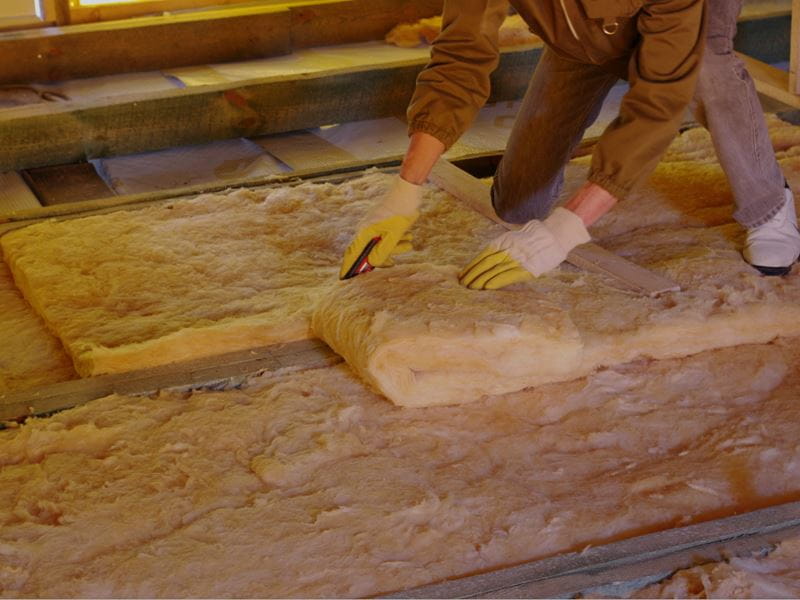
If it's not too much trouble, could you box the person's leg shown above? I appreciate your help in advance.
[491,48,618,224]
[692,0,800,273]
[692,0,785,228]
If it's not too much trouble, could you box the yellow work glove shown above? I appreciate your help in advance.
[459,207,590,290]
[339,176,422,279]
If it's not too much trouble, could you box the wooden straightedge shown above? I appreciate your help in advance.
[428,159,681,297]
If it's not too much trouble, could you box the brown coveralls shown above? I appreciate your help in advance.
[406,0,790,230]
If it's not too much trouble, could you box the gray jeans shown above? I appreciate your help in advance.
[492,0,786,228]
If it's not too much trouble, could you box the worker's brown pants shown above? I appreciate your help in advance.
[491,0,786,229]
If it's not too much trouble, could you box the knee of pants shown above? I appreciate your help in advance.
[697,47,738,91]
[491,180,553,224]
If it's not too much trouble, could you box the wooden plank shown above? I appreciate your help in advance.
[0,47,539,172]
[0,172,40,212]
[393,501,800,598]
[0,5,292,84]
[0,338,341,422]
[23,162,113,206]
[565,244,681,297]
[739,52,800,108]
[428,159,681,297]
[254,129,358,170]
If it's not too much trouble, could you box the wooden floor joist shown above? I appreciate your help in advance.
[394,500,800,598]
[0,338,341,422]
[429,159,682,297]
[0,46,540,172]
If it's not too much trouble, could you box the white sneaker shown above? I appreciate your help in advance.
[743,186,800,276]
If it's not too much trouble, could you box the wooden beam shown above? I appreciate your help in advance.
[393,500,800,598]
[0,338,340,422]
[0,4,292,84]
[739,52,800,108]
[0,0,442,85]
[429,159,681,297]
[0,47,540,172]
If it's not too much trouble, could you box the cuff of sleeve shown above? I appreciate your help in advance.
[408,120,458,150]
[544,207,591,251]
[587,171,631,201]
[389,175,423,215]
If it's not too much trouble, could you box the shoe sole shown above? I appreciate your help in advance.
[750,256,800,277]
[753,264,793,276]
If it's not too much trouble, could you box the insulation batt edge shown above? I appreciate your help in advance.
[3,114,800,401]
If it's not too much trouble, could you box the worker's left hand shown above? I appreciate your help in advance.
[459,207,590,290]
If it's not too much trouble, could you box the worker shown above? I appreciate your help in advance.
[340,0,800,288]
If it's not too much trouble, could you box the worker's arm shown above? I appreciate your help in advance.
[399,132,446,184]
[406,0,509,150]
[338,133,445,279]
[565,182,618,227]
[340,0,505,279]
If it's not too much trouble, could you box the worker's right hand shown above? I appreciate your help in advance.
[339,176,422,279]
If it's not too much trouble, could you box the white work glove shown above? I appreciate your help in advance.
[339,176,422,279]
[459,207,590,290]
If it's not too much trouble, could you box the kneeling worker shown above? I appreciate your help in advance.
[341,0,800,287]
